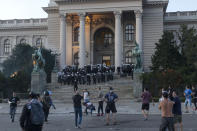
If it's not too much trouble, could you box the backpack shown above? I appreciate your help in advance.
[43,96,52,109]
[30,102,45,125]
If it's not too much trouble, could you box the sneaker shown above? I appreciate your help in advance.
[185,111,189,113]
[75,126,78,129]
[105,123,109,126]
[101,113,104,116]
[77,125,81,129]
[113,122,117,125]
[97,114,100,116]
[144,118,148,121]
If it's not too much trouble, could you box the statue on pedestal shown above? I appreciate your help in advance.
[132,42,143,72]
[31,47,46,94]
[32,47,45,72]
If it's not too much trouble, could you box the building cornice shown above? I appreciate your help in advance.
[143,0,168,5]
[0,26,48,31]
[55,0,141,4]
[42,6,59,13]
[143,0,168,11]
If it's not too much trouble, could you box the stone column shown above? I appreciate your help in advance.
[114,11,123,70]
[60,14,67,69]
[79,13,86,68]
[135,10,143,50]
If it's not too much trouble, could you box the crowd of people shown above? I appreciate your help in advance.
[57,64,134,87]
[140,85,197,131]
[7,84,197,131]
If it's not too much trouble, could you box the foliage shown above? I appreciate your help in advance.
[42,48,55,83]
[2,44,34,77]
[143,25,197,97]
[151,31,183,71]
[1,44,55,96]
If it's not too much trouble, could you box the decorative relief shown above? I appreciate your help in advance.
[92,17,114,26]
[114,11,122,19]
[134,10,143,18]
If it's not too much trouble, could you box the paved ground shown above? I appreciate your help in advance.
[1,100,197,115]
[1,113,197,131]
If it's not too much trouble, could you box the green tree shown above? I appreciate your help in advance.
[2,43,34,77]
[151,31,183,71]
[1,44,55,94]
[42,48,55,83]
[178,25,197,85]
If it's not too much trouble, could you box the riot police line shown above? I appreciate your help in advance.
[57,64,135,86]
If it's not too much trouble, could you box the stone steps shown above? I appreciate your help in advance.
[47,77,135,103]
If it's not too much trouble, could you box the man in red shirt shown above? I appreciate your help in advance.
[141,88,154,121]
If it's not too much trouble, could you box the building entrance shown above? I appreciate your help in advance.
[102,56,111,66]
[93,27,114,65]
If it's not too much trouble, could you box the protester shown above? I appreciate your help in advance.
[141,88,154,121]
[184,86,192,113]
[72,91,83,128]
[159,88,167,102]
[159,92,175,131]
[168,85,174,101]
[8,92,20,122]
[105,87,118,125]
[84,101,96,115]
[73,79,78,92]
[97,87,104,116]
[83,89,90,103]
[20,92,44,131]
[42,91,55,122]
[192,85,197,110]
[172,91,183,131]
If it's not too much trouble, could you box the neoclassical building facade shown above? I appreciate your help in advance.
[0,0,197,71]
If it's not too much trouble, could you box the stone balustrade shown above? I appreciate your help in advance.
[164,11,197,22]
[0,18,48,27]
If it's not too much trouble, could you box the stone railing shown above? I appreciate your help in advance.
[0,18,48,27]
[164,11,197,21]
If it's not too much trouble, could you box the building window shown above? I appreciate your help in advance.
[104,33,113,46]
[125,51,134,64]
[36,38,42,47]
[73,27,80,42]
[125,24,135,41]
[4,39,11,55]
[74,52,79,65]
[20,39,26,44]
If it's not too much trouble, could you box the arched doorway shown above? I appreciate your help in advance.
[93,27,114,65]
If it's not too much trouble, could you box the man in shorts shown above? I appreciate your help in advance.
[141,88,154,121]
[105,87,118,125]
[159,92,175,131]
[184,86,192,113]
[172,91,183,131]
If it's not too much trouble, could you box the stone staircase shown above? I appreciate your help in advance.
[47,76,134,104]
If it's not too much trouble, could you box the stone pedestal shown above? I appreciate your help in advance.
[51,71,57,84]
[133,72,143,98]
[31,70,46,94]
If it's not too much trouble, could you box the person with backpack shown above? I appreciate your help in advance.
[42,90,55,122]
[104,87,118,125]
[20,92,44,131]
